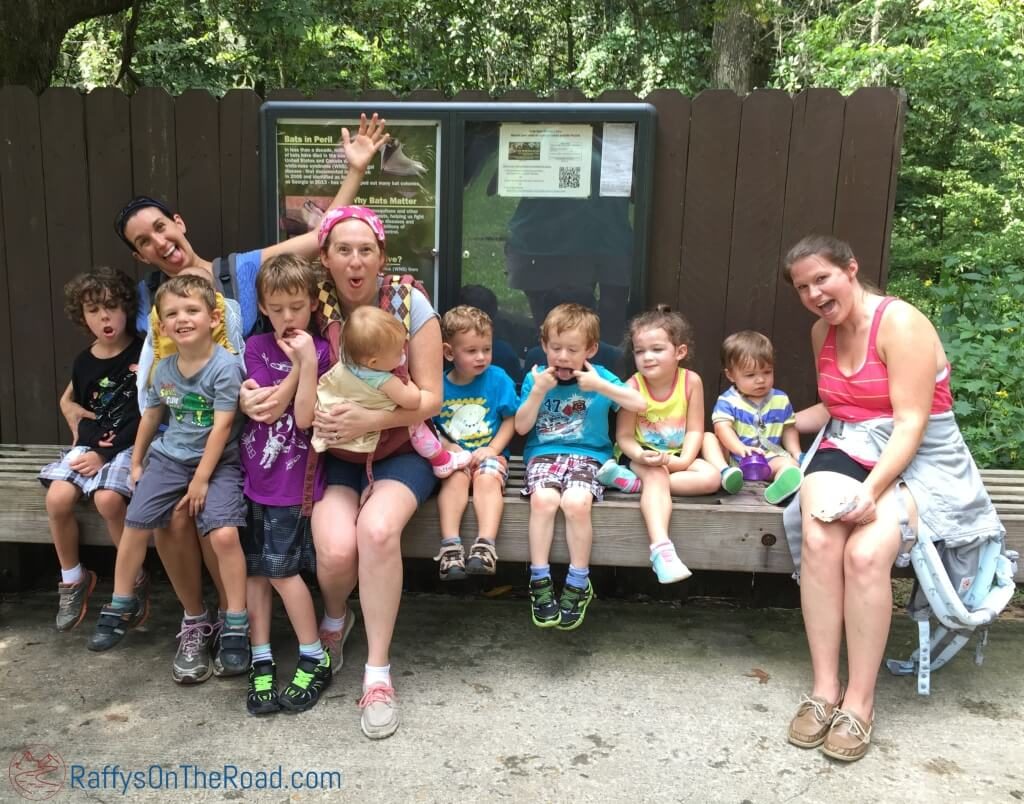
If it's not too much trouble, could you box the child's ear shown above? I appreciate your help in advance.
[723,366,735,384]
[585,342,599,360]
[675,343,688,363]
[210,305,223,327]
[442,342,454,362]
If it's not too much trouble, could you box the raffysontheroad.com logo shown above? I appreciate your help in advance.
[8,746,66,801]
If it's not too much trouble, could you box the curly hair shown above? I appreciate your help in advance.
[63,267,138,332]
[442,305,493,341]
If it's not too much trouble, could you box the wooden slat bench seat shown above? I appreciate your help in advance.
[2,444,1022,579]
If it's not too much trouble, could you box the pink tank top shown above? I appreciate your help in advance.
[818,297,953,423]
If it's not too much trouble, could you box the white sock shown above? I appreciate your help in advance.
[363,663,392,691]
[650,539,674,555]
[61,564,83,585]
[320,613,345,633]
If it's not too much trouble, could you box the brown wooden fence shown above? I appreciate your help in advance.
[0,86,904,444]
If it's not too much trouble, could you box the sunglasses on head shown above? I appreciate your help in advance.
[114,196,175,250]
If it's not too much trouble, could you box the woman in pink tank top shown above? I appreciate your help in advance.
[780,234,958,762]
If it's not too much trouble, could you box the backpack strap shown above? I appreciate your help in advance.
[210,256,236,301]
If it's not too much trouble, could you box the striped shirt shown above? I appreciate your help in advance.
[712,387,796,462]
[818,296,953,423]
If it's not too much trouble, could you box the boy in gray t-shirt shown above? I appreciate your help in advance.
[89,275,250,680]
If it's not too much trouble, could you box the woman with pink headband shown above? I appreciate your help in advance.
[249,204,442,740]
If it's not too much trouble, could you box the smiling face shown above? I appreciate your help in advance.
[789,254,859,324]
[632,326,686,385]
[542,327,598,381]
[259,288,315,339]
[123,206,196,275]
[320,218,386,310]
[158,291,220,348]
[725,360,775,404]
[82,291,130,349]
[444,329,493,380]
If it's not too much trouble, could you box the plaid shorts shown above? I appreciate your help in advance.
[39,446,134,499]
[521,454,604,501]
[457,455,509,488]
[243,500,316,578]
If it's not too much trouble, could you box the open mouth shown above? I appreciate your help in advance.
[818,300,837,316]
[554,367,575,381]
[102,326,115,336]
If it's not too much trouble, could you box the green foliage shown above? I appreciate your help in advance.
[774,0,1024,467]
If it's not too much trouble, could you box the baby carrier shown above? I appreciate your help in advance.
[886,527,1018,695]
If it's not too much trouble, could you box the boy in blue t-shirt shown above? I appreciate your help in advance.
[432,306,518,581]
[514,303,646,630]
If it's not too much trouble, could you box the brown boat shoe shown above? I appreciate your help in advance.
[787,687,844,748]
[822,707,873,762]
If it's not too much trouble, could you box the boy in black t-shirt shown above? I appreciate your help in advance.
[39,268,147,631]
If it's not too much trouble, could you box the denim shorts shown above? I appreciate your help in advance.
[324,451,438,504]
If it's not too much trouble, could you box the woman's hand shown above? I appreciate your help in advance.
[314,402,379,445]
[239,378,277,423]
[840,490,877,527]
[342,113,390,174]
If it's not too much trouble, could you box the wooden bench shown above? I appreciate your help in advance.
[2,443,1022,580]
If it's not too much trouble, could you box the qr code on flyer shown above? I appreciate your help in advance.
[558,166,581,189]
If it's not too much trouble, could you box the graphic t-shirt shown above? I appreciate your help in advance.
[72,336,144,460]
[520,364,623,463]
[146,345,245,466]
[435,365,518,455]
[240,333,331,506]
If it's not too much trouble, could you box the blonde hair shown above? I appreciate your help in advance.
[540,303,600,347]
[257,254,319,304]
[342,306,405,367]
[721,330,774,371]
[154,274,216,318]
[443,305,492,341]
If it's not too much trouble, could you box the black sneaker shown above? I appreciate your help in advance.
[557,581,595,631]
[215,623,251,677]
[529,577,560,628]
[87,600,147,651]
[279,654,332,713]
[247,661,280,716]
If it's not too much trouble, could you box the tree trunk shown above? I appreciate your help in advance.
[0,0,134,92]
[711,0,758,95]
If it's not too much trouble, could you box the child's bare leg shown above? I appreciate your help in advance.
[247,576,273,646]
[471,473,505,541]
[438,471,471,537]
[560,487,594,568]
[771,454,799,474]
[632,463,672,545]
[528,488,561,566]
[198,531,229,613]
[154,510,207,615]
[667,458,721,496]
[113,526,154,596]
[93,490,127,548]
[270,575,318,645]
[46,480,82,569]
[206,526,247,612]
[702,434,743,494]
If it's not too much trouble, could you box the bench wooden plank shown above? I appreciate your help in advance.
[2,444,1022,580]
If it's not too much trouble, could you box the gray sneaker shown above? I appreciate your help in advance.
[172,617,215,684]
[359,683,400,740]
[55,569,97,631]
[319,608,358,670]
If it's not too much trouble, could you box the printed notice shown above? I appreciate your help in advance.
[275,118,440,298]
[599,122,635,197]
[497,123,592,198]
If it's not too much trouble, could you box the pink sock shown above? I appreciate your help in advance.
[614,475,642,493]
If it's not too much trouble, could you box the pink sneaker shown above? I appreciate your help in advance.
[431,449,472,479]
[319,608,358,670]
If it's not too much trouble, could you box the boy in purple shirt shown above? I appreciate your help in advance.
[239,255,332,715]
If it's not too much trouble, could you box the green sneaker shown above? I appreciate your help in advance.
[557,581,595,631]
[765,466,803,505]
[246,661,280,716]
[279,654,332,714]
[529,576,560,628]
[720,466,744,495]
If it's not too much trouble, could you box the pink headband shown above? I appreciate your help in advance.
[318,205,387,249]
